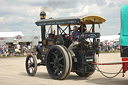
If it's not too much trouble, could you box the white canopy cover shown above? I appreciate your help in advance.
[100,35,119,42]
[0,31,24,37]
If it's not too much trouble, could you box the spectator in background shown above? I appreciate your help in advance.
[36,43,42,52]
[28,45,31,51]
[37,43,41,48]
[113,42,117,51]
[5,44,8,56]
[2,45,6,56]
[17,44,20,51]
[112,42,115,52]
[25,44,28,48]
[20,44,23,54]
[15,44,21,56]
[23,45,26,53]
[102,42,106,52]
[108,42,111,52]
[0,45,2,56]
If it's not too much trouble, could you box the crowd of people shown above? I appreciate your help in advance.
[99,41,120,52]
[0,44,37,57]
[0,41,120,57]
[0,25,120,57]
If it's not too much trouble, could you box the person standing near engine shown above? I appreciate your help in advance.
[120,5,128,57]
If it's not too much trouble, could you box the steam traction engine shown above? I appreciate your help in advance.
[25,11,106,79]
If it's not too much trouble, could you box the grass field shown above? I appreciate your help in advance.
[0,55,26,58]
[100,50,120,53]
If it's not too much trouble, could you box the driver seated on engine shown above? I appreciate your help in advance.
[68,26,81,57]
[78,24,90,33]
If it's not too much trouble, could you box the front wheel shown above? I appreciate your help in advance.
[26,55,37,76]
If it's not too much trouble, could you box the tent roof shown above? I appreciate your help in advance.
[0,31,24,37]
[100,35,119,42]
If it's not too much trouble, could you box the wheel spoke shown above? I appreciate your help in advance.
[28,63,31,68]
[29,58,32,63]
[55,50,60,58]
[29,67,33,73]
[54,69,57,75]
[54,68,59,75]
[52,56,55,61]
[50,62,54,65]
[56,52,59,59]
[26,55,37,76]
[58,64,64,68]
[58,57,63,61]
[53,66,57,69]
[31,67,34,72]
[32,63,35,67]
[57,68,61,76]
[52,52,57,58]
[30,57,34,64]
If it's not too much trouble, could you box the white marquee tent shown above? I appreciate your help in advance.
[0,31,24,43]
[0,31,119,45]
[100,35,120,42]
[0,31,40,45]
[0,31,24,37]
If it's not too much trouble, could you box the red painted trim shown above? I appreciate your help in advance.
[122,58,128,61]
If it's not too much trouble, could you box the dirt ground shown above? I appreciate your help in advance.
[0,53,128,85]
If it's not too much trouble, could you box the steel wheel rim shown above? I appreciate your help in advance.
[28,57,35,73]
[47,48,66,77]
[26,55,36,75]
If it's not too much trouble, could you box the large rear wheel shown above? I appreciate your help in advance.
[46,45,72,80]
[75,65,95,77]
[60,45,72,78]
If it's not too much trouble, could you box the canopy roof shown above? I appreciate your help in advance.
[100,35,119,42]
[35,15,106,26]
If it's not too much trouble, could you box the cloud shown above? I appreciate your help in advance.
[0,28,11,32]
[69,4,102,16]
[0,17,3,23]
[0,0,47,6]
[47,0,78,9]
[0,0,127,36]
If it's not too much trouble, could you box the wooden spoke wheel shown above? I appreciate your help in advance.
[26,55,37,76]
[46,45,72,80]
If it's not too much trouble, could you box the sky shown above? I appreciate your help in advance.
[0,0,127,37]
